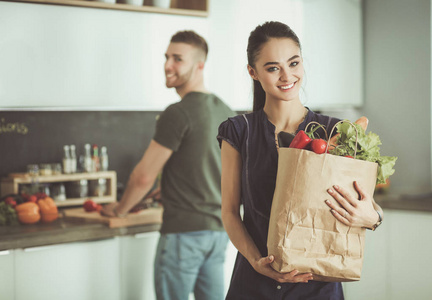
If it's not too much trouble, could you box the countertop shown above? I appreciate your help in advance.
[0,212,161,251]
[1,193,431,251]
[375,192,432,213]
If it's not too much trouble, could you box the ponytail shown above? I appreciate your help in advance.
[252,80,266,112]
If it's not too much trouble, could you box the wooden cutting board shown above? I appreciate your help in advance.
[63,206,163,228]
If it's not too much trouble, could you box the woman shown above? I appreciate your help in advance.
[217,21,383,299]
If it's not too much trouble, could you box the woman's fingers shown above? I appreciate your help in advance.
[332,185,359,207]
[277,270,313,283]
[353,181,367,200]
[330,209,351,226]
[261,256,313,283]
[326,187,355,214]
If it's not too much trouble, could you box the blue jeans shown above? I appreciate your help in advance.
[154,230,229,300]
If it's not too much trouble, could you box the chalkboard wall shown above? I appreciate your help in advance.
[0,111,161,194]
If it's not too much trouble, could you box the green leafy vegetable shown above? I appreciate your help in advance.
[329,121,397,184]
[0,202,18,226]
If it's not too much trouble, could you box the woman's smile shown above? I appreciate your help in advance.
[278,81,296,91]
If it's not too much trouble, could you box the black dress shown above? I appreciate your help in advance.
[217,109,344,300]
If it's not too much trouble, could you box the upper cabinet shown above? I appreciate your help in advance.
[207,0,363,111]
[2,0,208,17]
[0,0,362,111]
[301,0,363,109]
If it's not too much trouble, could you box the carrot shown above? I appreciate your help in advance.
[329,116,369,147]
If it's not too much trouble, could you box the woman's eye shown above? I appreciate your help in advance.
[290,61,299,67]
[175,58,182,62]
[267,67,278,72]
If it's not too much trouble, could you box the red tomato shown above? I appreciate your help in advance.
[83,199,99,212]
[4,196,17,208]
[28,195,38,203]
[310,139,327,154]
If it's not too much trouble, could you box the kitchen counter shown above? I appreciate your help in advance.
[1,193,431,251]
[0,211,161,251]
[376,193,432,213]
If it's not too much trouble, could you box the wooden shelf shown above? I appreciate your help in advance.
[3,0,209,17]
[3,171,116,184]
[1,171,117,207]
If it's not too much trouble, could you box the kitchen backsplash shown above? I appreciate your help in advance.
[0,111,162,190]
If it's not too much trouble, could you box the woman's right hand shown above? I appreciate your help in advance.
[252,255,313,283]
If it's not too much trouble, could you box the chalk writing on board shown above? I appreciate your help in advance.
[0,118,28,135]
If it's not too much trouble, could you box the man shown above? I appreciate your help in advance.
[102,31,235,300]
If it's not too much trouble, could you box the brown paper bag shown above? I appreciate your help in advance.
[267,145,378,282]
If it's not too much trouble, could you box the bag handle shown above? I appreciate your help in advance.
[304,121,329,140]
[326,120,359,158]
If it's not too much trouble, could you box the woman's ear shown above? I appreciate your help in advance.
[247,65,259,80]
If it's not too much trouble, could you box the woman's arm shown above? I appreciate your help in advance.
[221,141,312,283]
[325,181,383,229]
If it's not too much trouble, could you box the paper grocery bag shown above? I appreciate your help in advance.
[267,147,378,282]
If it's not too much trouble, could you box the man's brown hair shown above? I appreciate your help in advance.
[170,30,208,60]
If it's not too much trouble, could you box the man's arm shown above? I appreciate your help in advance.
[101,140,173,217]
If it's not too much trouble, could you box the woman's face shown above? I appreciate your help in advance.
[249,38,304,103]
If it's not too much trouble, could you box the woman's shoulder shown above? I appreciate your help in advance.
[308,110,341,128]
[220,110,259,129]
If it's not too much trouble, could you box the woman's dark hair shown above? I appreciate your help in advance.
[247,21,301,111]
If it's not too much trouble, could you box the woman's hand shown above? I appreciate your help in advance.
[251,255,313,283]
[325,181,379,228]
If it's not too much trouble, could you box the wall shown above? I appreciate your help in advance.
[0,111,160,189]
[0,0,362,111]
[359,0,431,194]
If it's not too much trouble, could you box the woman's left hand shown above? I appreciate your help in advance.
[325,181,379,229]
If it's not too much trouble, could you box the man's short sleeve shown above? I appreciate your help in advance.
[154,104,189,151]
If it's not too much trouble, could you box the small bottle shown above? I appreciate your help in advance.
[83,144,93,173]
[70,144,77,173]
[63,145,72,174]
[100,146,109,171]
[92,144,100,172]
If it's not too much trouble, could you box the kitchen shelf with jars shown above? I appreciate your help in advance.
[0,171,117,207]
[4,0,208,17]
[0,143,116,208]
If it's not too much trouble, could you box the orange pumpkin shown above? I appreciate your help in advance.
[15,202,41,224]
[38,197,58,223]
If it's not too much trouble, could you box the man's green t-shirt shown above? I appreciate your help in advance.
[153,92,236,234]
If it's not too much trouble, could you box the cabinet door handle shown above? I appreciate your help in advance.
[134,232,160,239]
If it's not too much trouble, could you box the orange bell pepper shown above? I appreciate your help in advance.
[15,202,41,224]
[38,197,58,223]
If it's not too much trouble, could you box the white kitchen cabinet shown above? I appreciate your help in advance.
[0,250,15,300]
[343,210,432,300]
[119,232,160,300]
[208,0,362,111]
[386,210,432,300]
[14,238,121,300]
[342,217,388,299]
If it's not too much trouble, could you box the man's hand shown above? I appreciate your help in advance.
[100,202,118,218]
